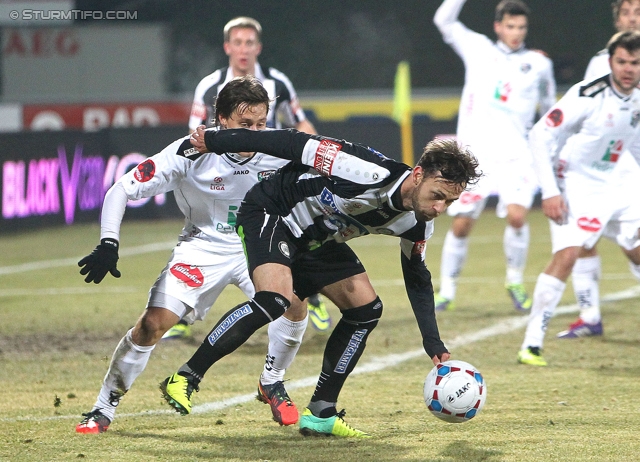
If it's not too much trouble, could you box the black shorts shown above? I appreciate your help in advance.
[237,205,366,300]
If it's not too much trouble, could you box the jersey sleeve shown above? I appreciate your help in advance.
[189,72,220,131]
[628,132,640,167]
[529,83,590,199]
[434,0,490,62]
[399,241,448,358]
[99,181,129,242]
[268,67,308,127]
[538,57,557,116]
[100,137,196,243]
[203,128,392,185]
[119,137,192,200]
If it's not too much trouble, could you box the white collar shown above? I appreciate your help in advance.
[496,40,525,54]
[225,62,265,81]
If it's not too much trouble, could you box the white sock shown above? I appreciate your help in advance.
[504,223,529,285]
[93,328,155,421]
[439,230,468,300]
[260,314,308,385]
[521,273,565,350]
[629,261,640,282]
[572,256,601,324]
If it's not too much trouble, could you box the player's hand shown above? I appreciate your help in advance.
[190,125,209,153]
[431,352,451,366]
[541,195,568,225]
[78,238,121,284]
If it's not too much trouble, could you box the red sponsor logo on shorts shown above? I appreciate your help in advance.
[134,159,155,182]
[459,192,483,205]
[313,140,341,176]
[545,108,563,127]
[170,263,204,287]
[577,217,601,232]
[412,240,426,255]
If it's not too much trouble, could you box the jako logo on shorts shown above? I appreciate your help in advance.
[334,329,367,373]
[207,304,253,345]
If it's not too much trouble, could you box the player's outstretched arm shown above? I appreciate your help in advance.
[434,0,466,38]
[198,126,312,163]
[399,245,449,363]
[78,182,129,283]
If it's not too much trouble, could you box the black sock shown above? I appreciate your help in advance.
[310,298,382,406]
[308,293,321,306]
[186,291,290,377]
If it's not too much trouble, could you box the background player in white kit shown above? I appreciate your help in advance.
[556,0,640,339]
[76,76,306,433]
[167,16,331,338]
[433,0,556,312]
[518,31,640,366]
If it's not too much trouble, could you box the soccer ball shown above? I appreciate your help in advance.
[423,360,486,423]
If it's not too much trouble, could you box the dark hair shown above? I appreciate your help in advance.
[416,138,481,188]
[607,29,640,56]
[495,0,530,22]
[223,17,262,42]
[213,75,270,127]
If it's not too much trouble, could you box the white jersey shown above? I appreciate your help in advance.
[584,50,609,82]
[529,76,640,200]
[189,64,308,131]
[583,48,640,187]
[101,135,289,254]
[434,0,556,163]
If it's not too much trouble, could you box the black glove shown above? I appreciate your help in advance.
[78,238,121,284]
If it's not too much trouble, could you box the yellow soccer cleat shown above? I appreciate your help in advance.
[517,347,548,367]
[307,296,332,332]
[161,323,192,340]
[434,293,455,312]
[506,283,532,312]
[159,372,199,415]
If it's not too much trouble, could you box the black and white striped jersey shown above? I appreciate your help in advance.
[202,128,434,259]
[189,64,308,131]
[201,127,447,357]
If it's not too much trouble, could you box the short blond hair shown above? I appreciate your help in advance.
[223,17,262,42]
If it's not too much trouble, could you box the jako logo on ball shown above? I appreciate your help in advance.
[424,360,486,423]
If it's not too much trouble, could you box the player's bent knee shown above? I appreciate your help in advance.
[253,291,291,320]
[342,296,383,328]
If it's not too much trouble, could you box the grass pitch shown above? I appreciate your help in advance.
[1,209,639,461]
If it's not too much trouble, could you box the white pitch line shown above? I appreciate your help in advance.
[0,287,140,297]
[4,284,639,423]
[0,233,552,276]
[0,241,176,276]
[372,273,636,287]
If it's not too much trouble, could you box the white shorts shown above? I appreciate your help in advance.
[447,156,538,219]
[550,180,640,253]
[147,240,254,324]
